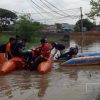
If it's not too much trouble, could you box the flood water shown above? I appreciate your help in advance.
[1,36,100,100]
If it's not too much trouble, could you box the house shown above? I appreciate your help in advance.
[91,25,100,31]
[42,24,57,33]
[61,23,74,33]
[42,23,74,33]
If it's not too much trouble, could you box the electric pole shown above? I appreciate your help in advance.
[80,7,83,53]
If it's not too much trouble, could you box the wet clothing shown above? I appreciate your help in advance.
[31,49,41,60]
[0,44,6,53]
[6,42,12,59]
[53,44,65,51]
[12,42,33,67]
[40,43,51,59]
[11,39,19,55]
[0,42,12,59]
[31,56,46,70]
[12,42,29,57]
[6,42,11,53]
[31,43,51,70]
[51,43,66,57]
[0,53,7,64]
[11,42,21,57]
[57,46,78,59]
[68,46,78,56]
[36,43,51,59]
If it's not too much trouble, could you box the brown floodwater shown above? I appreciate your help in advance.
[1,36,100,100]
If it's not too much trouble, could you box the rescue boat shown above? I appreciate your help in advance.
[56,52,100,61]
[0,57,24,75]
[38,55,53,74]
[61,56,100,66]
[0,55,53,75]
[0,53,7,64]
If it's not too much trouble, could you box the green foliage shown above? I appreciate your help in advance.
[74,19,95,32]
[88,0,100,18]
[0,34,11,43]
[0,8,17,18]
[0,8,17,31]
[15,15,43,42]
[96,94,100,100]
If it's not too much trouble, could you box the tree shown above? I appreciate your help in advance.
[74,19,95,32]
[88,0,100,18]
[15,15,43,41]
[0,8,17,31]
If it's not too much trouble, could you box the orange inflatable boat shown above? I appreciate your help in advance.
[38,55,53,74]
[0,53,7,64]
[0,55,53,75]
[0,57,24,75]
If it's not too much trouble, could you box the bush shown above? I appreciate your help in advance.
[14,15,42,42]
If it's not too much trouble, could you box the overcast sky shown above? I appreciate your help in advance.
[0,0,93,24]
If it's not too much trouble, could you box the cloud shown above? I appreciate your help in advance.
[0,0,91,24]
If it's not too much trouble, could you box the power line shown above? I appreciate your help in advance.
[30,0,60,18]
[15,0,80,18]
[27,0,45,18]
[15,10,80,17]
[43,0,74,16]
[15,10,80,20]
[34,0,60,17]
[30,0,50,15]
[33,15,81,22]
[14,9,81,20]
[40,0,80,18]
[40,0,66,17]
[12,0,84,24]
[32,0,50,13]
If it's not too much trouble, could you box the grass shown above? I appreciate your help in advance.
[0,34,12,43]
[0,34,41,49]
[0,33,63,48]
[96,94,100,100]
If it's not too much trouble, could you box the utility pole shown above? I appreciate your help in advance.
[80,7,83,53]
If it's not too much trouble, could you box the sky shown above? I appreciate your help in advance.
[0,0,93,25]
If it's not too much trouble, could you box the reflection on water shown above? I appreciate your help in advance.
[71,36,100,51]
[1,66,100,100]
[38,75,48,97]
[0,37,100,100]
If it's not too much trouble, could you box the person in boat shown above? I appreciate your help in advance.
[14,35,21,44]
[11,35,21,56]
[0,37,15,60]
[50,41,66,58]
[11,38,33,67]
[12,38,29,57]
[30,38,51,70]
[57,45,78,59]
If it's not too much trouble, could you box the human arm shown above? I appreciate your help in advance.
[52,49,58,58]
[5,43,13,59]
